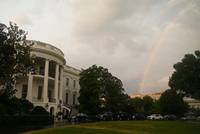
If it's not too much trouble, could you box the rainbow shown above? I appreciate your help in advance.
[139,22,176,94]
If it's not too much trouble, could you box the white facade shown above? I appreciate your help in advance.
[183,97,200,109]
[15,40,80,116]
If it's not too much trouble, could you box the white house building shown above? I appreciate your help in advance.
[15,40,80,117]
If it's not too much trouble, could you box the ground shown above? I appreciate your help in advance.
[22,121,200,134]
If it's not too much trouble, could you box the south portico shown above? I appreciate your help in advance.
[15,40,79,117]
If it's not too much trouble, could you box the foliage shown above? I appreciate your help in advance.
[127,96,155,115]
[0,91,33,116]
[31,106,49,116]
[151,100,160,114]
[143,95,154,114]
[0,115,54,127]
[19,99,34,115]
[0,22,33,97]
[0,103,6,115]
[129,97,144,114]
[159,89,188,116]
[78,65,126,115]
[169,50,200,100]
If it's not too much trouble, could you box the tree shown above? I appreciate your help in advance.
[104,74,127,113]
[31,106,49,116]
[18,99,34,115]
[0,22,33,97]
[143,96,154,115]
[78,65,126,115]
[78,65,103,115]
[169,50,200,100]
[151,100,160,114]
[128,96,153,115]
[129,97,144,114]
[159,89,188,116]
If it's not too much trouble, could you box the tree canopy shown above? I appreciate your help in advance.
[159,89,188,116]
[169,50,200,100]
[128,96,155,115]
[78,65,127,115]
[0,22,33,97]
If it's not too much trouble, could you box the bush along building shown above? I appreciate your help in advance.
[15,40,80,119]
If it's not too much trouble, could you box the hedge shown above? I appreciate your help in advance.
[0,115,54,126]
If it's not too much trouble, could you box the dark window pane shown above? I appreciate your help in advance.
[38,86,43,99]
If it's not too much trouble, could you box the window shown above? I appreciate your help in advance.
[48,90,52,99]
[39,66,44,75]
[73,80,76,88]
[73,94,76,105]
[66,93,68,104]
[38,86,43,100]
[66,78,69,86]
[21,85,28,99]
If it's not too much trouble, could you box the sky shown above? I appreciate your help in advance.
[0,0,199,95]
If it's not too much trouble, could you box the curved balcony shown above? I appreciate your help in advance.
[28,40,64,57]
[49,98,56,103]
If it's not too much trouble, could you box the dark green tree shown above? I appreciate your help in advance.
[129,97,144,114]
[151,100,161,114]
[0,22,33,97]
[78,65,103,115]
[78,65,126,115]
[104,75,126,113]
[169,50,200,100]
[18,99,34,115]
[159,89,188,116]
[31,106,49,115]
[143,95,154,115]
[127,96,160,115]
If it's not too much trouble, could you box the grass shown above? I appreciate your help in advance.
[22,121,200,134]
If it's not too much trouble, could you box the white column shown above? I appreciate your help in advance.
[27,72,33,102]
[54,64,59,103]
[43,59,49,103]
[59,66,64,103]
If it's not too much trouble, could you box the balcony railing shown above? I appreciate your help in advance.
[32,97,43,102]
[32,97,57,103]
[49,98,56,103]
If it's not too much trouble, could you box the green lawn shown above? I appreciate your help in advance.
[22,121,200,134]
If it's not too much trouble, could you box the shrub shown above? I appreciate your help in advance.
[0,115,54,126]
[31,106,49,116]
[19,99,34,114]
[0,103,6,116]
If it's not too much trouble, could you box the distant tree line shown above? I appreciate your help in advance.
[79,49,200,117]
[78,65,161,116]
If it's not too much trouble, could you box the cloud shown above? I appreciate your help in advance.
[0,0,199,95]
[12,14,32,26]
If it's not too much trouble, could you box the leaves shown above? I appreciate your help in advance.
[159,89,188,116]
[169,50,200,100]
[0,22,33,97]
[78,65,126,115]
